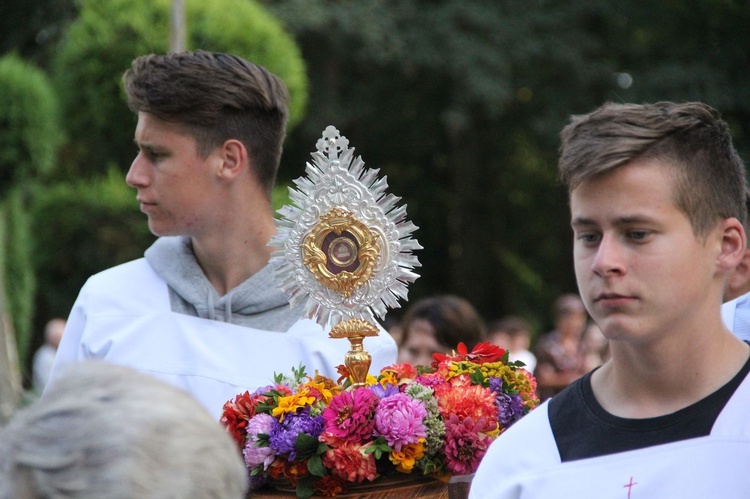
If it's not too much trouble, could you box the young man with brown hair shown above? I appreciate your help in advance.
[47,51,397,419]
[471,102,750,497]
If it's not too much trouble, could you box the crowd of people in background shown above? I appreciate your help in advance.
[385,291,608,400]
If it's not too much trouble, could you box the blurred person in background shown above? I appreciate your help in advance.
[723,187,750,303]
[581,321,609,371]
[398,294,486,367]
[487,315,537,372]
[533,293,589,400]
[31,318,65,393]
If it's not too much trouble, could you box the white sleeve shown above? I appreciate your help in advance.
[722,297,737,330]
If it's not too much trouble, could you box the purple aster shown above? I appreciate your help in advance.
[370,383,400,399]
[248,473,268,491]
[253,384,275,396]
[496,392,525,428]
[373,392,427,451]
[268,409,324,460]
[488,376,504,394]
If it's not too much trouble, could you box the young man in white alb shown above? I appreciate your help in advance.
[47,51,397,419]
[471,102,750,498]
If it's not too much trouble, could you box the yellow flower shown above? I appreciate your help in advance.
[365,374,378,386]
[389,441,425,473]
[303,379,336,405]
[379,370,399,387]
[484,421,500,439]
[272,388,316,421]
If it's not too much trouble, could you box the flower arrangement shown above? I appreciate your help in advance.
[221,342,539,498]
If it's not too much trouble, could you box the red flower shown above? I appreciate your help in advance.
[336,364,351,384]
[432,342,505,366]
[381,363,418,381]
[466,342,506,363]
[322,441,378,483]
[220,391,256,447]
[315,475,348,496]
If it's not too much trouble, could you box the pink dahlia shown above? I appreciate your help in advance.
[322,387,379,443]
[442,414,493,475]
[373,393,427,451]
[322,441,378,483]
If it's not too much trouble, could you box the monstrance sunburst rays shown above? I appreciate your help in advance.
[269,126,421,384]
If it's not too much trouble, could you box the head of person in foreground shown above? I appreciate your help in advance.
[0,361,248,499]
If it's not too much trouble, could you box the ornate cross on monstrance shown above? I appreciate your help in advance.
[270,126,421,387]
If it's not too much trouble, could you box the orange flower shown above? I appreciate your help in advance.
[437,384,498,432]
[389,440,425,473]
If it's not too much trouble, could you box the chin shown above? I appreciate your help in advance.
[147,224,179,238]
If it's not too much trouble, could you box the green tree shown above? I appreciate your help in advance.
[52,0,308,178]
[0,53,61,374]
[268,0,750,332]
[29,170,156,337]
[0,54,62,194]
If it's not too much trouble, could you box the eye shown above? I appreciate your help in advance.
[576,232,600,245]
[628,230,650,241]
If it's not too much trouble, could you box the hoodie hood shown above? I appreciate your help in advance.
[145,237,299,330]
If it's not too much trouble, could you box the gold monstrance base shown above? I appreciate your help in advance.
[329,318,380,387]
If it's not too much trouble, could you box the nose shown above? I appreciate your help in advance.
[126,152,149,189]
[590,233,626,277]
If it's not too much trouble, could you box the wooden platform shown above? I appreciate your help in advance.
[250,473,473,499]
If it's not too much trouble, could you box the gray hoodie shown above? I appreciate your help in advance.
[145,237,305,332]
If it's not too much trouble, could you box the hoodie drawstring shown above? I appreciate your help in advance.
[224,293,233,324]
[207,291,215,321]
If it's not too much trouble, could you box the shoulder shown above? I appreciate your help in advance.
[78,258,168,309]
[471,401,560,498]
[85,258,158,287]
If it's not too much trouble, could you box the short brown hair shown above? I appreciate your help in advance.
[123,50,290,196]
[559,102,747,236]
[400,295,486,351]
[488,315,532,340]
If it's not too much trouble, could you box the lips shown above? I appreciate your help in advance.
[594,293,633,307]
[137,198,157,213]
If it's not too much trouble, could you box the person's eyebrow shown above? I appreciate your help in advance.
[571,215,657,228]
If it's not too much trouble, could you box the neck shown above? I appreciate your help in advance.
[190,196,276,296]
[592,322,749,418]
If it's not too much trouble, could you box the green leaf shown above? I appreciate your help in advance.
[294,433,320,460]
[296,477,316,499]
[470,368,487,387]
[292,362,308,382]
[364,437,392,459]
[308,454,326,477]
[501,350,510,364]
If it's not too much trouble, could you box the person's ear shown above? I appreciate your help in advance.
[717,217,747,272]
[217,139,248,181]
[726,249,750,299]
